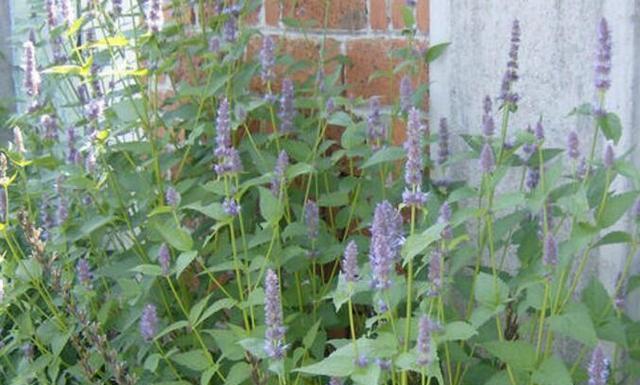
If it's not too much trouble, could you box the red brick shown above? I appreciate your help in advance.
[417,0,429,32]
[346,39,408,103]
[370,0,388,30]
[245,3,261,25]
[282,0,367,30]
[391,0,408,29]
[265,0,280,26]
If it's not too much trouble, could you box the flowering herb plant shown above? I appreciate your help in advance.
[0,1,639,385]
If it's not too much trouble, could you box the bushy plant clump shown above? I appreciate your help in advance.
[1,1,639,384]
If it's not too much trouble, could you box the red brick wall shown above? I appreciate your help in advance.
[248,0,429,108]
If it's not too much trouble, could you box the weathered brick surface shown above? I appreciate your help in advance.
[278,0,368,30]
[370,0,389,30]
[417,0,429,32]
[391,0,407,30]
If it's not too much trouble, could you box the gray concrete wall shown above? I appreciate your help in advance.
[429,0,640,309]
[0,0,15,144]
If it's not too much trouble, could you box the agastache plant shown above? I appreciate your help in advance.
[402,108,427,207]
[2,8,640,385]
[264,269,286,359]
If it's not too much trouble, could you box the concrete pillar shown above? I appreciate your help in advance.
[429,0,640,313]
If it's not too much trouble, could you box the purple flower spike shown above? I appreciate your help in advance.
[60,0,74,26]
[85,98,105,121]
[604,142,615,168]
[417,315,433,366]
[482,96,495,137]
[367,97,386,149]
[499,20,521,107]
[342,240,359,283]
[223,198,241,216]
[438,202,452,240]
[404,108,425,187]
[260,36,276,83]
[329,378,343,385]
[633,198,640,220]
[355,354,369,368]
[567,130,580,159]
[480,143,495,174]
[370,201,404,290]
[438,118,449,166]
[76,258,93,288]
[534,119,545,141]
[209,36,220,53]
[112,0,123,16]
[543,233,557,267]
[46,0,58,29]
[376,358,392,371]
[402,190,428,207]
[270,150,289,196]
[526,168,540,191]
[158,243,171,275]
[223,12,238,43]
[165,186,180,207]
[428,248,442,297]
[399,75,413,113]
[147,0,164,33]
[279,78,295,134]
[22,41,41,98]
[41,115,59,141]
[13,127,25,154]
[0,189,7,224]
[595,18,612,92]
[140,304,158,342]
[304,200,319,241]
[56,196,68,226]
[214,99,242,176]
[66,127,80,165]
[588,346,609,385]
[264,269,286,359]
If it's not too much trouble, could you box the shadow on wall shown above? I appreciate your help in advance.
[0,0,15,145]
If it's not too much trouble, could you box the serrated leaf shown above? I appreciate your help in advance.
[532,356,573,385]
[598,112,622,144]
[483,340,537,371]
[474,272,509,309]
[548,303,598,347]
[175,251,197,277]
[361,146,405,168]
[599,191,639,228]
[439,321,477,342]
[170,350,210,371]
[259,186,283,224]
[155,222,193,251]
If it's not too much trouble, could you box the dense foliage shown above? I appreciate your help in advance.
[1,1,639,384]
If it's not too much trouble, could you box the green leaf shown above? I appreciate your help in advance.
[303,320,322,349]
[424,42,450,63]
[402,223,446,261]
[258,186,284,224]
[599,191,639,228]
[439,321,477,342]
[189,295,211,325]
[598,112,622,144]
[238,338,268,359]
[170,350,210,371]
[130,264,163,276]
[175,251,198,277]
[184,202,228,221]
[88,34,129,48]
[155,222,193,251]
[548,303,598,347]
[531,356,573,385]
[327,111,353,127]
[318,191,349,207]
[156,321,189,340]
[224,362,251,385]
[42,65,85,76]
[286,162,315,179]
[361,146,405,168]
[295,352,355,377]
[474,273,509,309]
[196,298,237,327]
[483,340,537,371]
[595,231,632,246]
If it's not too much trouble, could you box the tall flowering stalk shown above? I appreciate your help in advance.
[22,41,40,98]
[369,201,403,290]
[588,346,609,385]
[402,108,427,208]
[342,241,359,284]
[214,99,242,176]
[260,36,275,84]
[399,75,413,113]
[482,96,495,138]
[140,304,158,342]
[595,18,612,94]
[270,150,288,196]
[279,78,295,134]
[416,316,433,366]
[499,19,521,107]
[367,97,386,149]
[264,269,286,359]
[147,0,164,34]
